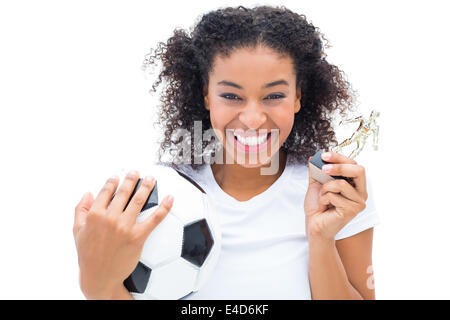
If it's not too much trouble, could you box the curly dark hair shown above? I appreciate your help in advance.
[143,5,358,171]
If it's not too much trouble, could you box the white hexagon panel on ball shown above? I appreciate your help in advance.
[121,164,222,300]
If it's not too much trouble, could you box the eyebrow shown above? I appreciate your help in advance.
[217,79,289,89]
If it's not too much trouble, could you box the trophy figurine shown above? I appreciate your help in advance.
[309,109,380,184]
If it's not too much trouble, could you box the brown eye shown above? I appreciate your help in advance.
[265,94,285,100]
[220,93,241,100]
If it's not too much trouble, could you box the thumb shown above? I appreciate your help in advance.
[79,192,94,211]
[74,192,94,227]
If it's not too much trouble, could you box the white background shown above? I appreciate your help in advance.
[1,0,449,299]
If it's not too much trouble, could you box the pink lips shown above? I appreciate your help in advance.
[234,132,272,153]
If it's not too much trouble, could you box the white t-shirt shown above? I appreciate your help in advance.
[173,154,381,300]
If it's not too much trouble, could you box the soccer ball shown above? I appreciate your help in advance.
[121,164,221,300]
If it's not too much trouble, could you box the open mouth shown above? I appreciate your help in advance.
[233,131,272,145]
[232,131,273,153]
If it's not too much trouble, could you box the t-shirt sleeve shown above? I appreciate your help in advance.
[334,174,381,240]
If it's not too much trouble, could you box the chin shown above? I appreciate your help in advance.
[238,162,265,168]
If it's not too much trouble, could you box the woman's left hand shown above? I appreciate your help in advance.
[304,151,368,241]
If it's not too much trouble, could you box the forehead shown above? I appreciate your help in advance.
[209,45,296,85]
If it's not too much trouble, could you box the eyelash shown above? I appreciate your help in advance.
[220,93,285,101]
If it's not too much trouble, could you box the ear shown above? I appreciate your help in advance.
[294,87,301,113]
[203,85,210,111]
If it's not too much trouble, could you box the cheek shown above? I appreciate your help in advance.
[207,103,237,143]
[208,101,235,130]
[269,105,295,139]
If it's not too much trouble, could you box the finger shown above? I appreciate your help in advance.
[108,170,140,215]
[321,151,357,165]
[134,194,173,240]
[321,179,365,204]
[90,176,119,213]
[74,192,94,235]
[123,175,156,220]
[320,192,357,218]
[319,191,332,208]
[321,163,367,198]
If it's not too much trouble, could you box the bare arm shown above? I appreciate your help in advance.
[110,284,134,300]
[335,227,375,299]
[308,227,375,300]
[81,282,134,300]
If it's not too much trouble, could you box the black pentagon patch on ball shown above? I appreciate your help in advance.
[123,261,152,294]
[116,178,158,212]
[141,179,158,212]
[181,219,214,267]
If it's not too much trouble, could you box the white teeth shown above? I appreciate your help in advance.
[234,132,269,146]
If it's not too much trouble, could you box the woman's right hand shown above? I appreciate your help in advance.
[73,171,174,299]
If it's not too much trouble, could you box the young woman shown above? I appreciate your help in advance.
[73,5,380,300]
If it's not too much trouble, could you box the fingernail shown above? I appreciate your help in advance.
[322,164,333,172]
[144,175,154,184]
[80,192,88,202]
[166,195,174,205]
[322,152,331,160]
[128,170,138,177]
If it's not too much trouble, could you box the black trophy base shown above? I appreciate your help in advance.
[309,150,351,185]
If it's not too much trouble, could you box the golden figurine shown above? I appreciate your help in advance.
[331,109,380,159]
[308,109,380,185]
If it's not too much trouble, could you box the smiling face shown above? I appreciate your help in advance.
[203,44,301,168]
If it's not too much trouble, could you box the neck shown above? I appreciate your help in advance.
[210,149,288,191]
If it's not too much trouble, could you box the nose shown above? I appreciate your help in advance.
[238,100,267,129]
